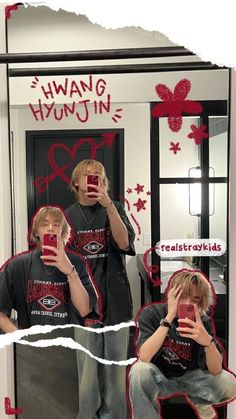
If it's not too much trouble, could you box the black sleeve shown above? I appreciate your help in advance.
[0,265,15,318]
[109,201,136,256]
[136,305,163,351]
[197,316,224,370]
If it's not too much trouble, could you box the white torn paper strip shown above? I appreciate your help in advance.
[1,0,234,67]
[17,336,138,365]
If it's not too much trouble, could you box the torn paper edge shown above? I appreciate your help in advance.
[17,336,137,365]
[0,321,135,348]
[1,0,235,67]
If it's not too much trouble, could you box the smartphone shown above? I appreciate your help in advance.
[87,174,99,198]
[177,303,196,328]
[42,233,58,263]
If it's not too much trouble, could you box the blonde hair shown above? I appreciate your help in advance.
[70,159,109,193]
[30,206,70,245]
[166,269,214,313]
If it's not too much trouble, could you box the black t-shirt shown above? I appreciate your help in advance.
[67,203,108,310]
[137,303,221,378]
[0,248,97,329]
[66,201,135,321]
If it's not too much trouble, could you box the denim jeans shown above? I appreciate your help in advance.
[74,325,130,419]
[129,361,236,419]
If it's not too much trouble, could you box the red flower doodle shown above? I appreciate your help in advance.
[169,142,181,154]
[133,198,147,212]
[188,124,209,145]
[152,79,203,132]
[134,183,144,194]
[5,4,19,19]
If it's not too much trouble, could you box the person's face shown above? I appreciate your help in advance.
[75,164,102,192]
[36,214,63,244]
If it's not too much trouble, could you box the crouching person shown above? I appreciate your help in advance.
[129,270,236,419]
[0,206,97,332]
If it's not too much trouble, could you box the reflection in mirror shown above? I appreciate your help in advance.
[4,5,231,419]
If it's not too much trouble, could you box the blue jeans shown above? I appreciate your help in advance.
[74,325,130,419]
[129,361,236,419]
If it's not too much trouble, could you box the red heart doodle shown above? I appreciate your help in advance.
[47,133,116,185]
[48,138,97,185]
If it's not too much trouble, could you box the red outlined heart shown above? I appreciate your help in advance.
[48,138,97,185]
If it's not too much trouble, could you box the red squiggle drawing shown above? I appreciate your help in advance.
[33,162,72,193]
[143,246,162,287]
[5,397,23,415]
[5,4,19,19]
[118,196,141,241]
[130,213,141,236]
[33,132,116,193]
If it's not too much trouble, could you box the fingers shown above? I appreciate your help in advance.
[177,318,195,327]
[168,284,182,300]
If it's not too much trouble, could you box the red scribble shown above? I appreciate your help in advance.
[143,246,162,287]
[130,213,141,240]
[133,198,147,212]
[33,162,72,193]
[33,132,116,193]
[118,195,131,211]
[126,188,132,194]
[134,183,144,194]
[31,76,39,89]
[187,124,209,145]
[118,195,141,240]
[5,397,23,415]
[169,141,181,154]
[152,79,203,132]
[5,4,19,19]
[112,108,123,123]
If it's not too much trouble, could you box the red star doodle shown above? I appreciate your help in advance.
[134,183,144,194]
[188,124,209,145]
[146,191,151,196]
[133,198,147,212]
[126,188,132,194]
[151,79,203,132]
[169,142,181,154]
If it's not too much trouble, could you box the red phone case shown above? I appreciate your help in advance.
[178,303,196,328]
[42,233,58,263]
[87,174,99,198]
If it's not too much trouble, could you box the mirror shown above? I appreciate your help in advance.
[7,5,229,317]
[3,5,230,419]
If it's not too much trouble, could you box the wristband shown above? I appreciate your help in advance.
[203,336,214,350]
[66,265,75,276]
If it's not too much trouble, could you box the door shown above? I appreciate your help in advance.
[26,128,124,226]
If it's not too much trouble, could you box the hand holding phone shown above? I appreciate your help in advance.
[177,303,196,328]
[87,174,99,198]
[42,233,58,263]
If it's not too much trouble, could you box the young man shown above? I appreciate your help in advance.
[66,159,135,419]
[0,206,97,332]
[129,270,236,419]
